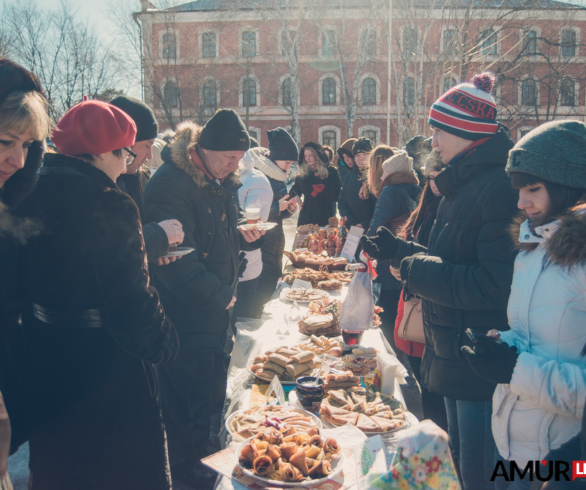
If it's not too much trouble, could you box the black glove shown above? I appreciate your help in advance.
[461,334,519,385]
[238,252,248,278]
[399,254,419,282]
[359,227,399,261]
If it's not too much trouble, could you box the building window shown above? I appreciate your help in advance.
[523,30,538,55]
[362,27,377,56]
[403,27,418,57]
[362,77,376,105]
[443,76,457,93]
[561,29,576,58]
[480,28,497,56]
[443,29,459,57]
[403,77,415,106]
[248,130,259,142]
[242,31,256,58]
[203,79,217,108]
[243,78,257,106]
[163,81,178,108]
[521,79,537,106]
[202,32,217,58]
[162,33,177,59]
[362,129,377,145]
[560,77,575,106]
[322,78,336,105]
[322,130,337,149]
[518,128,532,140]
[282,77,292,106]
[281,29,295,56]
[322,29,336,56]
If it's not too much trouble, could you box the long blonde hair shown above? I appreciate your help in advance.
[0,91,52,141]
[368,145,395,198]
[299,144,329,180]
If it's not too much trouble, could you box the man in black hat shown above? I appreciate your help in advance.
[109,96,184,265]
[143,109,264,487]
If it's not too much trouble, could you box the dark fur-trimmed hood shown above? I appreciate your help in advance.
[510,203,586,266]
[164,120,240,190]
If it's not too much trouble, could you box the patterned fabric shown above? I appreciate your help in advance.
[429,73,498,141]
[369,420,461,490]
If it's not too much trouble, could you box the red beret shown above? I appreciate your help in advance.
[51,96,137,156]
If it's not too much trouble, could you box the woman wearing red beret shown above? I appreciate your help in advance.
[13,97,179,489]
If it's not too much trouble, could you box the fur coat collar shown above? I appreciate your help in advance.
[166,121,240,190]
[510,203,586,267]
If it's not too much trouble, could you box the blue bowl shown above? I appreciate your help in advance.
[295,376,325,408]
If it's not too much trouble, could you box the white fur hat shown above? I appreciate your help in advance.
[382,150,413,176]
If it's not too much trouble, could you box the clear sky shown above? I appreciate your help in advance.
[39,0,120,38]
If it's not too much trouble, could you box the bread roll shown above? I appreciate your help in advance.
[268,353,290,367]
[286,362,311,378]
[291,351,314,364]
[263,361,285,375]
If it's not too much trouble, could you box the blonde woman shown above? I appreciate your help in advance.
[367,145,395,199]
[0,61,51,480]
[290,142,341,226]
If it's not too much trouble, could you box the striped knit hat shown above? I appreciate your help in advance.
[429,72,498,141]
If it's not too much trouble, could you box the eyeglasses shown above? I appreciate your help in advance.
[123,147,137,166]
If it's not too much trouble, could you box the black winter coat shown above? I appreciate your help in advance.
[14,153,178,489]
[262,175,292,280]
[143,122,263,351]
[117,168,169,261]
[338,165,375,230]
[367,171,421,291]
[290,166,342,227]
[394,128,518,401]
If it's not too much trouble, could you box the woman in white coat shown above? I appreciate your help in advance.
[462,120,586,490]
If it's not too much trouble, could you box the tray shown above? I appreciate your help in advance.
[240,222,278,231]
[279,288,330,304]
[225,406,323,442]
[165,247,194,258]
[247,360,330,386]
[235,435,345,487]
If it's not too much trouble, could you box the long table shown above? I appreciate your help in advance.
[214,281,414,490]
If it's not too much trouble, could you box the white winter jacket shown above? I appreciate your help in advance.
[493,209,586,466]
[237,152,273,281]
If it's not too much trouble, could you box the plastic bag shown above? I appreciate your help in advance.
[339,267,374,331]
[373,351,408,396]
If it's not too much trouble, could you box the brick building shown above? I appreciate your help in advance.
[137,0,586,149]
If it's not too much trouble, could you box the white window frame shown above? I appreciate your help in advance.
[402,74,416,108]
[401,25,419,57]
[278,27,299,58]
[559,27,580,59]
[518,76,539,107]
[199,29,220,59]
[318,73,341,107]
[517,126,534,141]
[200,76,220,109]
[359,25,379,57]
[319,126,341,149]
[247,126,261,146]
[359,125,381,145]
[159,28,180,60]
[319,26,338,58]
[559,76,578,108]
[239,28,259,58]
[239,75,261,107]
[161,77,180,110]
[441,26,460,59]
[520,27,541,57]
[479,26,500,58]
[278,74,298,107]
[358,73,381,105]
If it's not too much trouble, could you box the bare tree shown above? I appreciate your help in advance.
[5,0,124,120]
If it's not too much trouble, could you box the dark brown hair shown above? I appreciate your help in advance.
[509,172,585,221]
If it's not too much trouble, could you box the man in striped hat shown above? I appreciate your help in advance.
[360,72,519,489]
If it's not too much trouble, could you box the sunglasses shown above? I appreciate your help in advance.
[123,147,137,166]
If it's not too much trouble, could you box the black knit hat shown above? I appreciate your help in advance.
[110,95,158,142]
[352,137,373,156]
[506,120,586,191]
[199,109,250,151]
[268,127,298,161]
